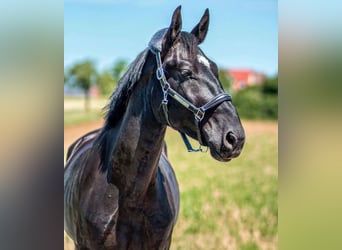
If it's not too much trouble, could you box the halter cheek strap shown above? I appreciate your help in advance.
[148,30,232,152]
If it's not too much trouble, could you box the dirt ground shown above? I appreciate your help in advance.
[64,120,277,150]
[64,120,104,150]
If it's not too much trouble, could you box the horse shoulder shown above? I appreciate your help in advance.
[66,129,101,161]
[140,149,179,228]
[65,134,120,248]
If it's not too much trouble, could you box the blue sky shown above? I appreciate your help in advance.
[64,0,278,76]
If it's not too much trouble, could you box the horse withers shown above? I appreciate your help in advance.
[64,6,245,250]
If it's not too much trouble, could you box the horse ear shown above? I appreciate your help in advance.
[163,6,182,52]
[169,6,182,41]
[191,8,209,44]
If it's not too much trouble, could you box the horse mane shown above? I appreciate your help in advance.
[96,48,150,173]
[105,49,149,126]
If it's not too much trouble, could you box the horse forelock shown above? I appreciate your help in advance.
[179,32,198,55]
[164,32,203,66]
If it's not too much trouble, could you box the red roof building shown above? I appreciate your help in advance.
[89,85,100,98]
[225,69,265,91]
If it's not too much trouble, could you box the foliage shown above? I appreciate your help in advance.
[233,75,278,120]
[65,60,97,111]
[97,70,115,97]
[64,59,128,107]
[95,59,128,97]
[219,69,232,92]
[65,60,97,91]
[262,75,278,95]
[111,59,128,86]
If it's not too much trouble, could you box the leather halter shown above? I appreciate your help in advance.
[148,29,232,152]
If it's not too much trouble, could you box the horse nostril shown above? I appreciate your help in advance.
[226,132,237,148]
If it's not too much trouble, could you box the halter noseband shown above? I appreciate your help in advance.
[148,29,232,152]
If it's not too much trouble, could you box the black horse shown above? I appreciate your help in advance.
[64,6,245,250]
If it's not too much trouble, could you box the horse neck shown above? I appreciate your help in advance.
[106,78,166,205]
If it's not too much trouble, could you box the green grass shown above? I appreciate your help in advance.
[64,97,107,126]
[165,127,278,249]
[64,122,278,250]
[64,110,103,126]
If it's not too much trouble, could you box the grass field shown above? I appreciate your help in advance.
[64,97,107,126]
[64,97,277,249]
[166,127,278,250]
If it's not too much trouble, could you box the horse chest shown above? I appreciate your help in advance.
[113,207,175,250]
[87,177,176,249]
[114,184,175,248]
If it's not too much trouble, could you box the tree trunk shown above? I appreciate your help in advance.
[84,89,90,112]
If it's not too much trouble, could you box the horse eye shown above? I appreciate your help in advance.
[180,69,192,78]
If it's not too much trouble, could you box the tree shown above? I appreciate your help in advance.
[219,69,233,92]
[232,74,278,120]
[96,59,128,97]
[97,70,115,97]
[262,75,278,95]
[65,60,97,111]
[111,59,127,85]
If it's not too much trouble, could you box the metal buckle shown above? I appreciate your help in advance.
[161,82,169,106]
[195,108,205,121]
[179,132,208,153]
[198,144,209,153]
[189,144,208,153]
[156,67,164,80]
[162,82,170,92]
[161,98,168,105]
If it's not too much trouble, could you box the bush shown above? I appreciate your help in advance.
[232,77,278,120]
[262,76,278,95]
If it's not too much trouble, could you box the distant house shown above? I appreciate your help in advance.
[89,85,100,98]
[224,69,265,91]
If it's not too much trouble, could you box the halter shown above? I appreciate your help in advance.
[148,29,232,152]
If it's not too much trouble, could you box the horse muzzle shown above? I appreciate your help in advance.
[205,128,245,162]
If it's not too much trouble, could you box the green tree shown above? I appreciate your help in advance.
[97,70,115,97]
[95,59,127,97]
[65,60,97,111]
[232,75,278,120]
[111,59,127,85]
[219,69,233,92]
[262,75,278,95]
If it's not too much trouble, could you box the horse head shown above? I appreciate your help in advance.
[149,6,245,162]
